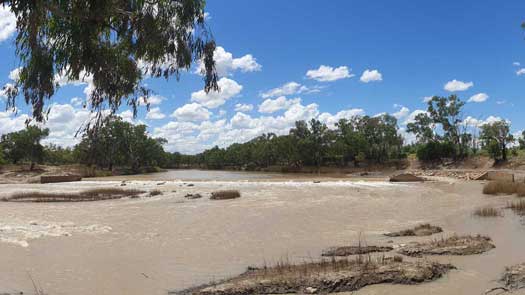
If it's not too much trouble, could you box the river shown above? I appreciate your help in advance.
[0,170,523,295]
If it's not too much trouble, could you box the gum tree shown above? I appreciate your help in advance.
[1,0,218,127]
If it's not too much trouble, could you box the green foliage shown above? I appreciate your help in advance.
[480,120,514,161]
[408,95,472,162]
[43,144,76,165]
[416,141,455,163]
[0,126,49,169]
[175,115,405,170]
[2,0,217,124]
[74,116,167,171]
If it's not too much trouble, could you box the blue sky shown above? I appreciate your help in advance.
[1,1,525,153]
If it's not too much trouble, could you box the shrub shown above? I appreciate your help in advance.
[416,141,455,162]
[210,190,241,200]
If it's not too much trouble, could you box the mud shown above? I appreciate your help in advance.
[397,235,495,257]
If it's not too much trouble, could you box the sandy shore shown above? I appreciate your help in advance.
[0,174,523,294]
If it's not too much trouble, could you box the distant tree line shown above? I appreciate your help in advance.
[0,95,523,172]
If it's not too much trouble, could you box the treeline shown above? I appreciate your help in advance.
[0,116,174,172]
[1,95,524,173]
[182,114,406,170]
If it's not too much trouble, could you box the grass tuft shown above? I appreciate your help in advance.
[473,206,502,217]
[508,200,525,215]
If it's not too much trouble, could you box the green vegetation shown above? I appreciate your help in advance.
[187,115,405,171]
[480,120,514,162]
[0,126,49,170]
[74,116,168,172]
[407,95,472,162]
[2,0,217,125]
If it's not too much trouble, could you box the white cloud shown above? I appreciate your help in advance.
[392,106,410,119]
[234,103,253,112]
[70,97,83,107]
[468,93,489,103]
[513,62,521,67]
[8,67,21,81]
[140,95,165,106]
[258,96,301,113]
[403,109,427,125]
[422,96,433,103]
[444,79,474,92]
[517,68,525,76]
[318,108,365,128]
[171,103,212,122]
[191,77,242,108]
[0,6,16,43]
[360,69,383,83]
[196,46,261,77]
[260,82,319,99]
[306,65,353,82]
[146,107,166,120]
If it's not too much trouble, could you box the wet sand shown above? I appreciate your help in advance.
[0,171,524,295]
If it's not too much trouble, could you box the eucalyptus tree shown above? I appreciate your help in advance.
[480,120,514,161]
[1,0,217,127]
[0,126,50,169]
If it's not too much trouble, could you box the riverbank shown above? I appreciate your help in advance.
[0,174,524,295]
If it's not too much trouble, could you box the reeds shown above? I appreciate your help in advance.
[508,200,525,215]
[3,188,145,202]
[482,181,525,196]
[473,206,502,217]
[149,189,163,197]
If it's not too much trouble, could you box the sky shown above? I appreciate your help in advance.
[1,1,525,154]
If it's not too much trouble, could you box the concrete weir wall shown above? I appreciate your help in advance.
[40,175,82,184]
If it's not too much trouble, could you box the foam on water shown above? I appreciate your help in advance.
[0,220,111,247]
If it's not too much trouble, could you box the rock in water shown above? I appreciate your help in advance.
[389,173,424,182]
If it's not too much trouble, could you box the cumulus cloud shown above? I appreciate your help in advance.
[306,65,353,82]
[422,96,433,103]
[463,115,509,128]
[403,109,428,125]
[513,62,521,67]
[360,69,383,83]
[517,68,525,76]
[260,81,320,98]
[140,95,165,106]
[258,96,301,113]
[191,77,242,108]
[392,106,410,119]
[196,46,261,77]
[171,103,212,122]
[444,79,474,92]
[234,103,253,112]
[0,6,16,43]
[146,107,166,120]
[468,93,489,103]
[318,108,365,128]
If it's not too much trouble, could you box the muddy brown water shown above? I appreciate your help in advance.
[0,170,524,295]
